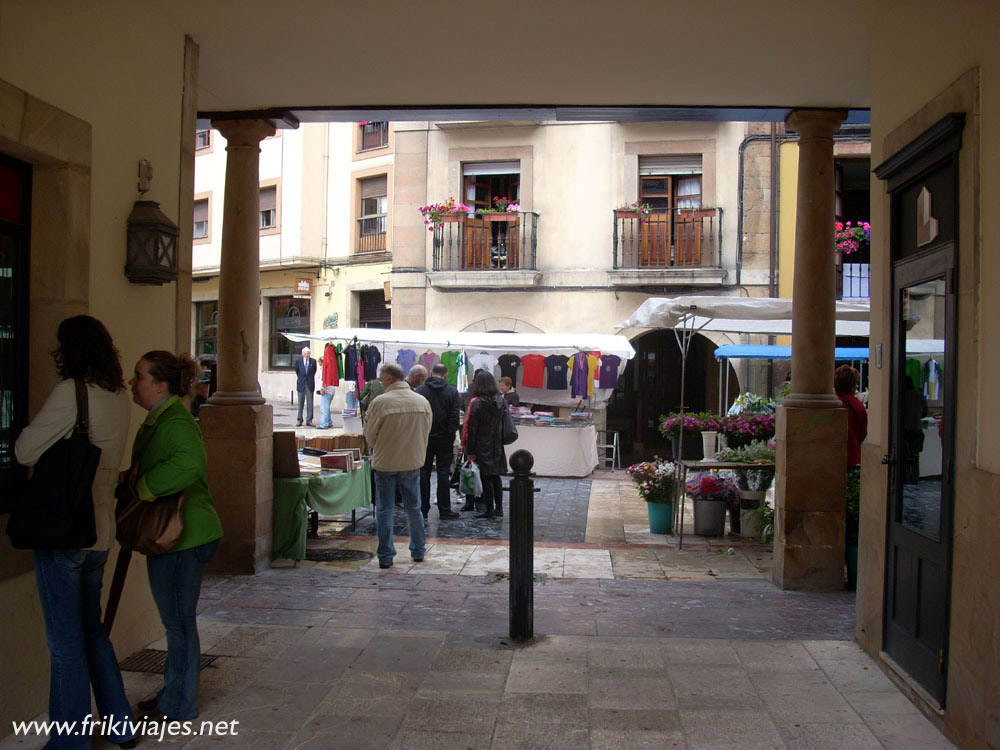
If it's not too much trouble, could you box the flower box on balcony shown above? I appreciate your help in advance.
[438,214,466,224]
[482,212,518,222]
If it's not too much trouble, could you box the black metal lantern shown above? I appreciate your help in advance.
[125,200,179,284]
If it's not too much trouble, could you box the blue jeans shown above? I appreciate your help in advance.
[296,389,314,424]
[374,470,425,563]
[318,390,334,428]
[34,549,136,749]
[145,539,219,720]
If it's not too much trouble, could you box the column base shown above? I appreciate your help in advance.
[782,392,842,409]
[208,390,266,406]
[772,405,848,592]
[199,403,273,574]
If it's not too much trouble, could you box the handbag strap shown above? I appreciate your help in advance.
[73,378,90,438]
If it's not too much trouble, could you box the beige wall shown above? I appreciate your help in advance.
[0,0,188,731]
[861,3,1000,745]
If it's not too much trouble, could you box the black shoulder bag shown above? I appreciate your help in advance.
[6,379,102,549]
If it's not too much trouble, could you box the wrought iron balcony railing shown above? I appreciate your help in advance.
[432,212,538,271]
[612,207,722,269]
[837,260,870,300]
[357,214,387,253]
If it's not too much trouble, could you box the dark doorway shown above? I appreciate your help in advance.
[0,153,31,513]
[358,289,390,329]
[607,329,724,463]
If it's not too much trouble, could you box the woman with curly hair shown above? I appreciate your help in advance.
[15,315,137,749]
[127,350,223,722]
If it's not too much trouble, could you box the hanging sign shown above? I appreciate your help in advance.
[294,278,312,299]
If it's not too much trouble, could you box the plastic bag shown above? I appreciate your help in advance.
[459,460,483,497]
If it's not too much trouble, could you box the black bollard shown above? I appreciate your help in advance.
[508,449,534,640]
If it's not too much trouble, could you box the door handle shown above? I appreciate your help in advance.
[881,455,896,465]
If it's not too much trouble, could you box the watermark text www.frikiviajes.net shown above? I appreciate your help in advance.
[12,714,240,743]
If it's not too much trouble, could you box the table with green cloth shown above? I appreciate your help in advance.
[272,461,373,561]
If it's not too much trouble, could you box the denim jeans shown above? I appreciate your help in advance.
[374,469,425,563]
[318,390,334,428]
[34,549,136,749]
[420,440,455,515]
[296,389,314,423]
[145,539,220,720]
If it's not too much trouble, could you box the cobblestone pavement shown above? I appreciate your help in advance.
[3,400,945,748]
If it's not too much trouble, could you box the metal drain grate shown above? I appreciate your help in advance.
[119,649,217,674]
[305,548,374,562]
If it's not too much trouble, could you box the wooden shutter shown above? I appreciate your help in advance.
[638,155,702,175]
[193,199,208,223]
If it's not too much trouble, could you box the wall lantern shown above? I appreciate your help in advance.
[125,200,179,284]
[125,159,179,284]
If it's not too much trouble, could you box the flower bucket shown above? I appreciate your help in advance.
[693,499,727,536]
[670,435,703,461]
[646,501,673,535]
[740,508,763,538]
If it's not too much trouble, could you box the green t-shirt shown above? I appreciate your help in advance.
[441,350,461,387]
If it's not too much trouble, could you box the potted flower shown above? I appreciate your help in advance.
[615,200,653,223]
[660,411,720,460]
[834,220,871,261]
[685,473,740,537]
[626,458,678,535]
[419,197,472,231]
[716,440,775,538]
[476,195,521,221]
[719,412,775,450]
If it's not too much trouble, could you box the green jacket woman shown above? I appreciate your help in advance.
[128,350,222,721]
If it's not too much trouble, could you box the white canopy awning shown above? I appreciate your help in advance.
[282,327,636,360]
[617,296,870,337]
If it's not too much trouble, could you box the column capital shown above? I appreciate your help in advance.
[211,118,276,146]
[785,109,848,139]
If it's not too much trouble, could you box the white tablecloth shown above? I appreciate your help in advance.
[506,424,598,477]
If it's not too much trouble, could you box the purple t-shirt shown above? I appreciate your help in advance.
[570,352,589,398]
[598,354,622,389]
[396,348,417,373]
[544,354,569,390]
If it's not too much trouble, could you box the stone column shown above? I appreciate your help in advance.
[199,118,275,574]
[773,109,848,591]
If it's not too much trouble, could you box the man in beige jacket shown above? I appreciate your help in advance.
[364,363,432,569]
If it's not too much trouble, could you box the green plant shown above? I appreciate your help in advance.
[659,411,720,438]
[757,503,775,542]
[726,392,776,415]
[845,466,861,546]
[716,440,776,495]
[616,200,652,221]
[475,195,521,215]
[418,197,471,231]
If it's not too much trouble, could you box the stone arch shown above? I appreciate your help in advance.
[460,317,544,334]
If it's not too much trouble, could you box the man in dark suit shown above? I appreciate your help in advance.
[294,346,317,426]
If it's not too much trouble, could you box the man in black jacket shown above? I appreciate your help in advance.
[416,363,461,519]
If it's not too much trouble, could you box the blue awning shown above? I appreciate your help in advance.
[714,345,869,360]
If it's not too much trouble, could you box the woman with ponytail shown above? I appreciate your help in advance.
[127,350,222,722]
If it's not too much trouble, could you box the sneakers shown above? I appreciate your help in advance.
[439,510,460,519]
[379,559,393,569]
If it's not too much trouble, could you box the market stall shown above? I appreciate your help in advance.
[283,328,635,477]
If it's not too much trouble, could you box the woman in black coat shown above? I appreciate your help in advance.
[465,371,508,518]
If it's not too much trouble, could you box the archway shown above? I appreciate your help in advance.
[607,329,739,462]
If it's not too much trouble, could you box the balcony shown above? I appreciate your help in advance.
[358,214,387,253]
[610,207,725,287]
[428,212,540,289]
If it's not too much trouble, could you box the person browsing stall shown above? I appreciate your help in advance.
[416,363,461,519]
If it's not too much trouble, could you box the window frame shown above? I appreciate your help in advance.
[192,192,211,244]
[267,295,310,371]
[258,179,281,236]
[194,300,218,356]
[195,128,213,153]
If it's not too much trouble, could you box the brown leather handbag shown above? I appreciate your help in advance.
[114,466,185,555]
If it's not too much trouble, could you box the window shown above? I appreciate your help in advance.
[462,161,520,213]
[259,185,277,230]
[359,121,389,151]
[195,301,218,356]
[268,296,310,370]
[358,175,387,252]
[193,198,209,240]
[638,155,703,210]
[195,129,211,151]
